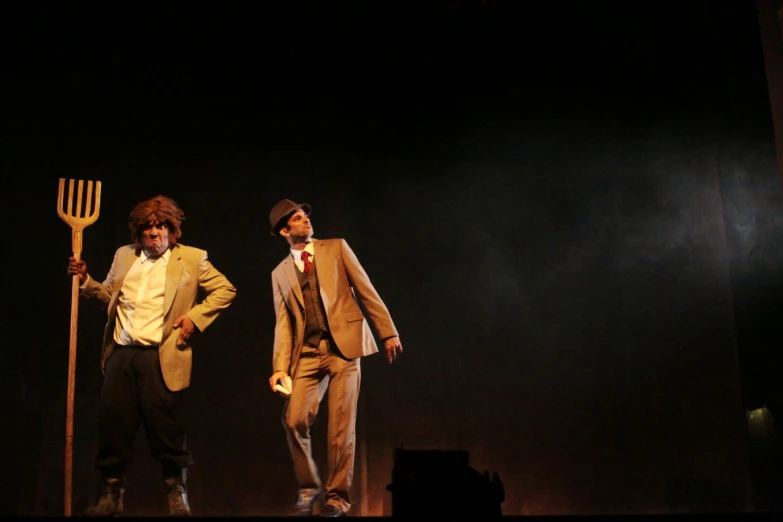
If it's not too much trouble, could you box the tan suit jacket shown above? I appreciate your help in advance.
[271,238,397,378]
[81,243,236,392]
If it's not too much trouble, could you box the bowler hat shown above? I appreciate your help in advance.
[269,199,312,236]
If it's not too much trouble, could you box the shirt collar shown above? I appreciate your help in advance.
[291,242,314,261]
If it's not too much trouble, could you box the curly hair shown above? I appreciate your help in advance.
[128,195,185,252]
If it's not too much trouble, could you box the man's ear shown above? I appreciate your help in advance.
[279,227,290,238]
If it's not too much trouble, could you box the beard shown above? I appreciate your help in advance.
[291,228,313,243]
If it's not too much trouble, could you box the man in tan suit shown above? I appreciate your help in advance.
[67,195,236,517]
[268,199,403,517]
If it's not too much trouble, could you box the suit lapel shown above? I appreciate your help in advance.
[313,240,332,316]
[164,248,184,317]
[283,257,304,307]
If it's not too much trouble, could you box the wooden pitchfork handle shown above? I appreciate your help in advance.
[57,178,101,517]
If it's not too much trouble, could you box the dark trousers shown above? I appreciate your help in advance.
[95,344,192,481]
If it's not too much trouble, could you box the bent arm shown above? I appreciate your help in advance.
[80,248,121,307]
[340,239,398,340]
[187,251,236,332]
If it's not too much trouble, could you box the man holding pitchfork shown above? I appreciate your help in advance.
[67,195,236,516]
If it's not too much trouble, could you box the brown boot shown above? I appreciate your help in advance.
[84,477,125,517]
[165,469,191,516]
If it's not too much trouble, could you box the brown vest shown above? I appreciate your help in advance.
[296,259,330,347]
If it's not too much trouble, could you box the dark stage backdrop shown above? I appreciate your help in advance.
[3,0,783,516]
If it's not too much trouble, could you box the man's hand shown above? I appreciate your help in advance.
[384,336,403,364]
[67,256,87,285]
[173,315,196,344]
[269,370,289,393]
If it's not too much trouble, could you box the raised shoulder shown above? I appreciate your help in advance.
[316,237,345,252]
[273,254,292,274]
[171,244,207,263]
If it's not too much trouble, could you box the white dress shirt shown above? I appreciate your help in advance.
[113,249,171,346]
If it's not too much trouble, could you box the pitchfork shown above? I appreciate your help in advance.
[57,178,101,517]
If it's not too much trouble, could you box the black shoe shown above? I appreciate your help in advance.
[167,483,191,516]
[84,478,125,517]
[165,469,191,516]
[319,504,347,517]
[292,487,321,516]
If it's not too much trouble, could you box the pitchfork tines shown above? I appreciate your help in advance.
[57,178,102,256]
